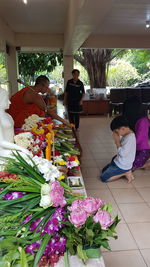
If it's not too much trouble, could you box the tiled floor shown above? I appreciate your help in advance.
[78,116,150,267]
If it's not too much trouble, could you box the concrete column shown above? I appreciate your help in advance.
[5,45,18,96]
[63,55,74,89]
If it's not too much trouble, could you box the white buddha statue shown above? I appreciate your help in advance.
[0,88,30,158]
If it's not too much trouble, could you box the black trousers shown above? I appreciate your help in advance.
[68,112,80,129]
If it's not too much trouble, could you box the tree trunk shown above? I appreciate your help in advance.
[74,49,113,89]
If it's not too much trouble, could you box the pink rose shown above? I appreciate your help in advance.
[51,188,66,207]
[93,210,114,230]
[68,199,83,211]
[69,208,87,228]
[51,181,64,194]
[50,181,66,207]
[82,197,105,214]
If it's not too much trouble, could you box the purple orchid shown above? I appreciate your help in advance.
[44,218,60,234]
[25,241,40,254]
[3,191,25,200]
[29,217,42,231]
[20,215,32,225]
[43,234,66,256]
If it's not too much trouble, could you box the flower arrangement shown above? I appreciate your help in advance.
[14,132,47,157]
[40,181,66,209]
[62,197,120,262]
[32,117,54,136]
[31,156,61,182]
[0,153,119,266]
[0,152,73,266]
[54,139,80,156]
[14,132,33,148]
[22,114,42,130]
[65,154,80,169]
[0,117,120,266]
[54,154,80,169]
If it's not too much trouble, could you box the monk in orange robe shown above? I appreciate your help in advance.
[8,75,70,128]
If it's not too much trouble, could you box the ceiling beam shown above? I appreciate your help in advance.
[15,33,63,49]
[82,34,150,49]
[63,0,115,55]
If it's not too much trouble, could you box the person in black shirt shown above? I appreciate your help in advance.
[64,69,85,130]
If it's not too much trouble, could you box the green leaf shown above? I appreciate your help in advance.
[94,237,111,250]
[33,234,51,267]
[9,186,40,193]
[21,196,41,215]
[86,229,94,238]
[0,193,39,207]
[18,247,28,267]
[102,204,112,213]
[77,244,88,262]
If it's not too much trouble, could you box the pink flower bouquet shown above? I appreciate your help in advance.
[62,196,120,262]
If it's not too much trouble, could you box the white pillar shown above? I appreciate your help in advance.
[63,55,74,89]
[5,45,18,96]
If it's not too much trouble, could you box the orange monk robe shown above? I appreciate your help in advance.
[7,87,45,128]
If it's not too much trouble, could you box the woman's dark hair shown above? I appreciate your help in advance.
[110,116,129,131]
[35,75,50,85]
[122,96,147,131]
[72,69,80,75]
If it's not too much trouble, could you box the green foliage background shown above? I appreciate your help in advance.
[0,49,150,89]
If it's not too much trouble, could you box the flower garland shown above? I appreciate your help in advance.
[22,114,42,131]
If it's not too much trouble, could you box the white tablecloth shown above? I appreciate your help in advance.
[55,254,105,267]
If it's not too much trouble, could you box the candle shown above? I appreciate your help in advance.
[47,133,52,147]
[52,131,55,161]
[46,145,51,161]
[46,132,52,160]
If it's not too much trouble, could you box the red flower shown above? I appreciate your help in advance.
[74,166,80,170]
[38,256,48,267]
[69,155,76,161]
[0,171,18,180]
[44,128,49,134]
[38,135,46,141]
[54,150,61,156]
[42,117,53,124]
[49,254,59,264]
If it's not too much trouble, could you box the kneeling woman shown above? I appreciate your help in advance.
[123,96,150,171]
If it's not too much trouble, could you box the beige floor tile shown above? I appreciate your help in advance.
[89,148,106,154]
[81,167,99,179]
[140,249,150,267]
[81,159,97,168]
[132,175,150,188]
[86,189,115,204]
[111,188,144,204]
[128,223,150,249]
[102,223,137,251]
[133,169,150,177]
[110,203,125,222]
[107,178,133,189]
[95,159,109,168]
[83,178,108,189]
[119,203,150,223]
[102,250,147,267]
[136,188,150,202]
[81,153,94,160]
[92,152,111,160]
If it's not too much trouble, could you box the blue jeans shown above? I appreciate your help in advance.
[101,161,130,182]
